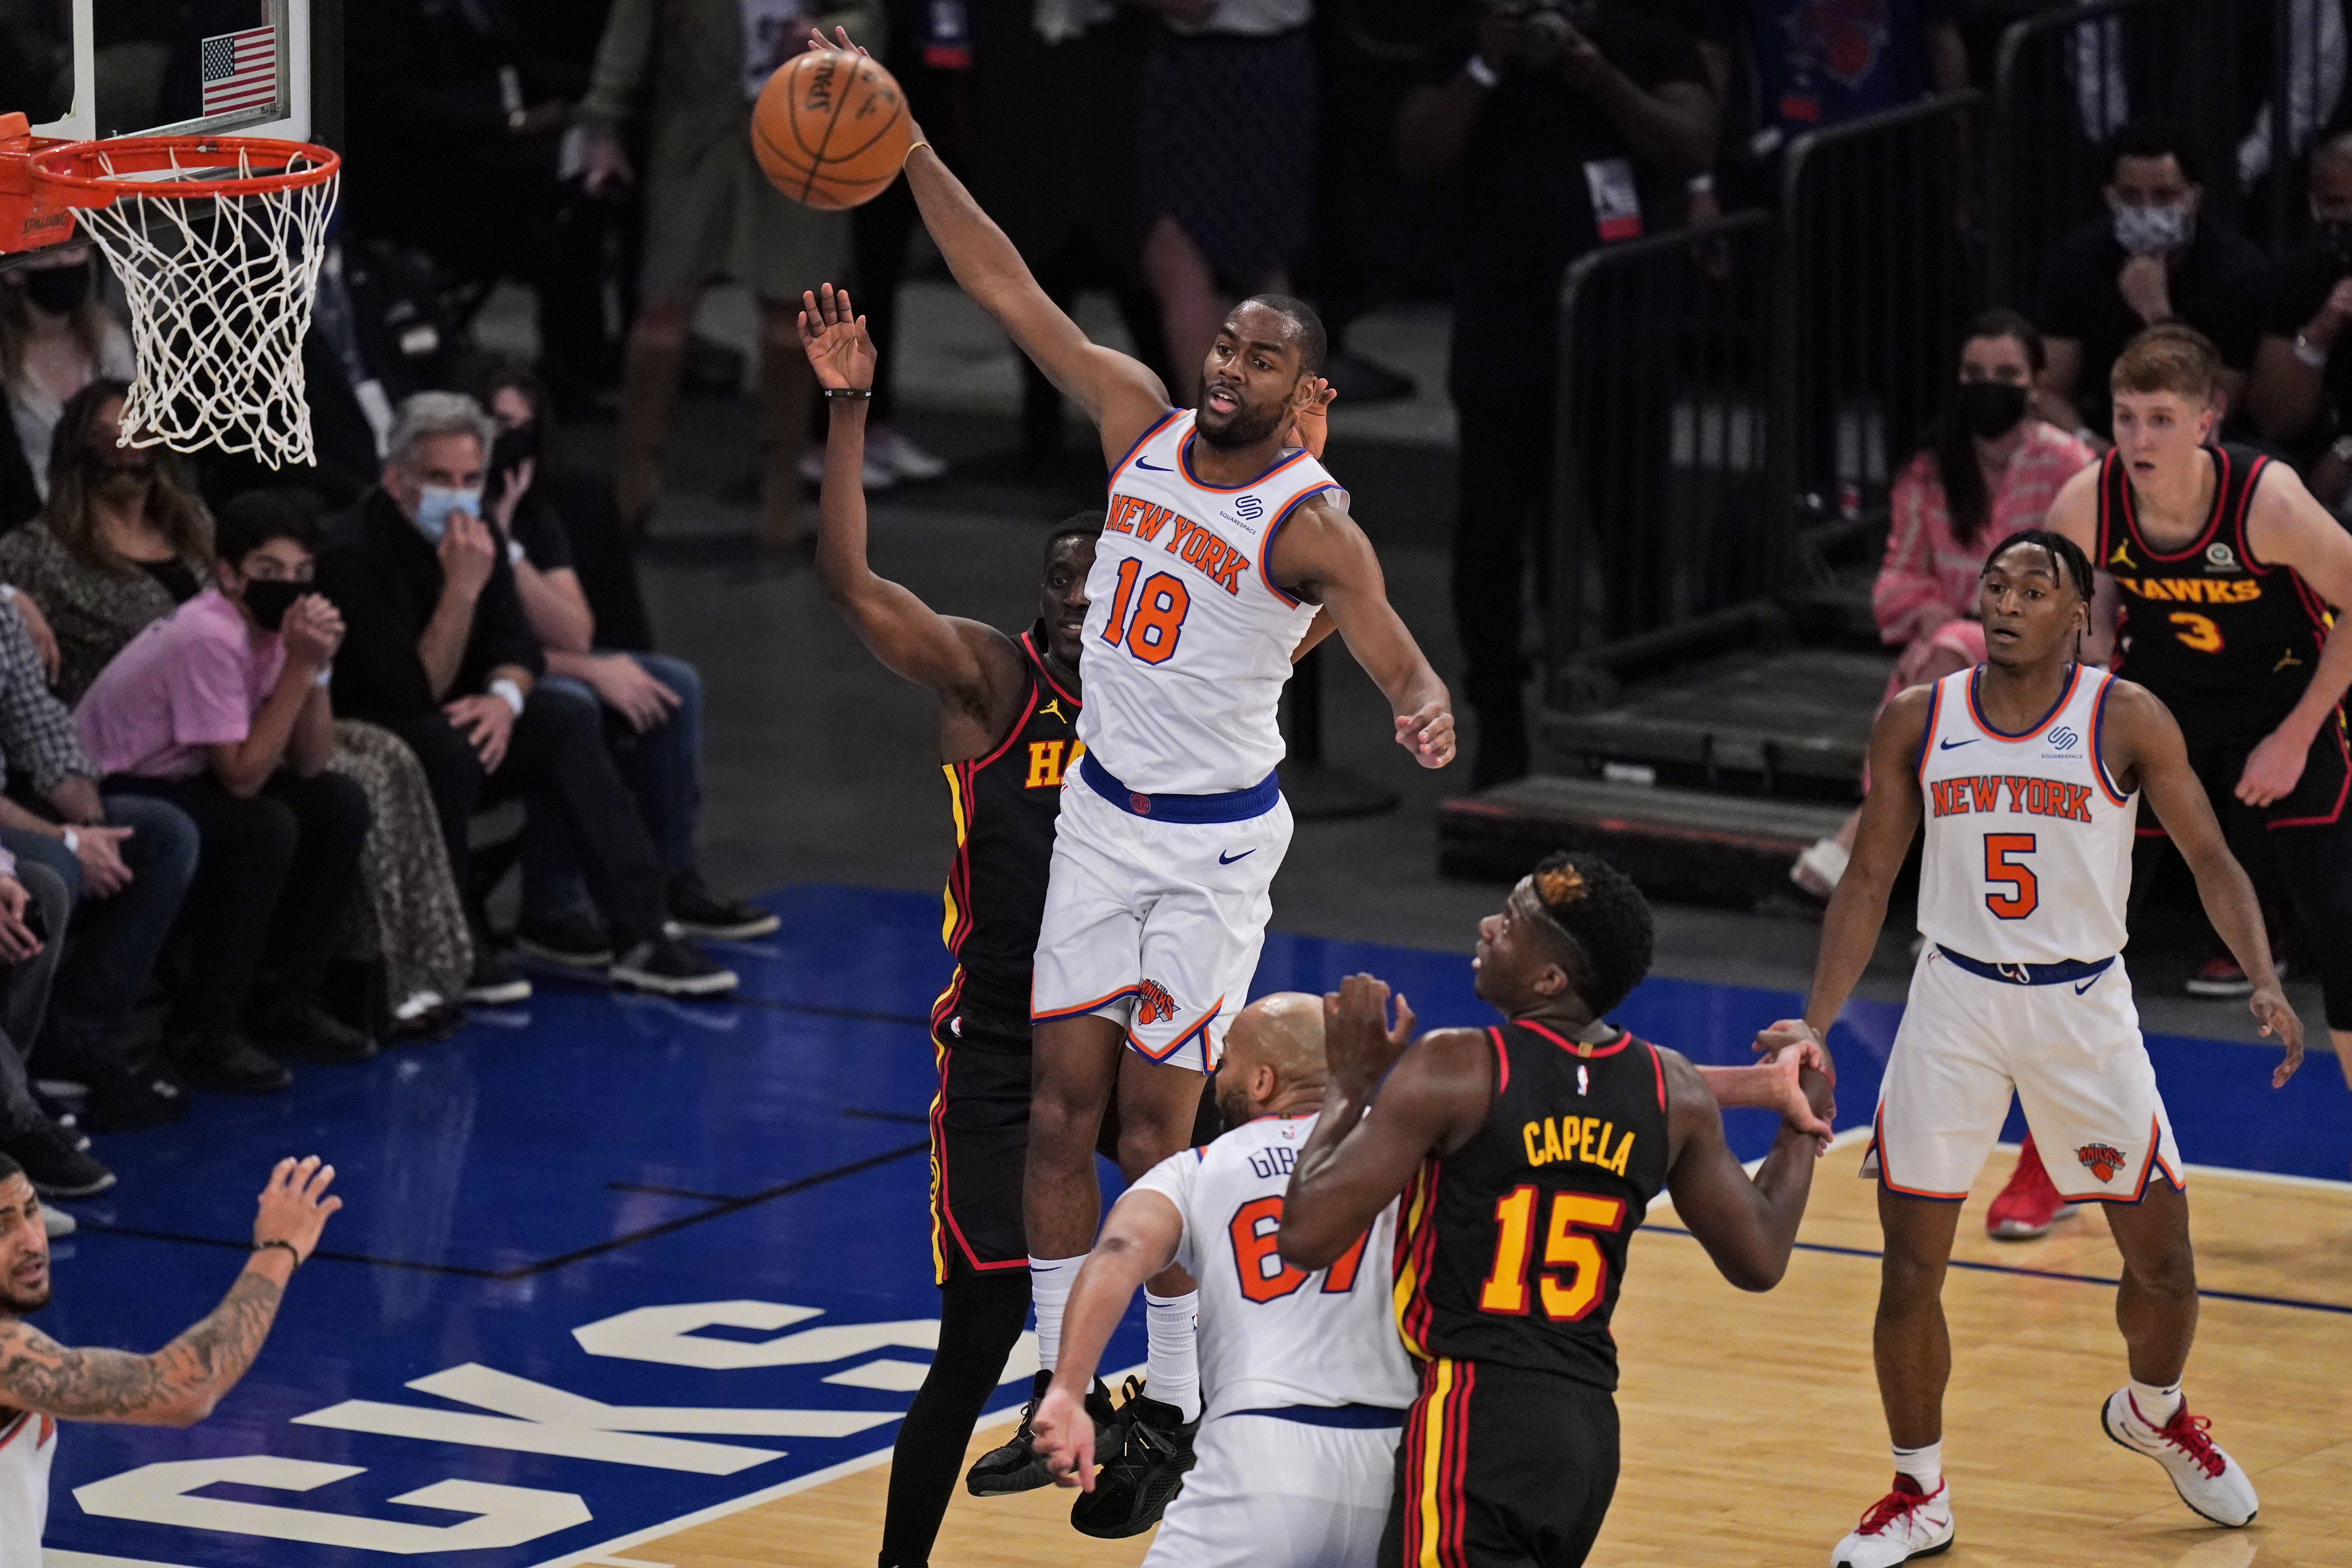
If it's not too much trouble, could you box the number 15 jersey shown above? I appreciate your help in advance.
[1916,664,2136,964]
[1085,409,1335,795]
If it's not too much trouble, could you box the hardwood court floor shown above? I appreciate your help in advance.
[631,1143,2352,1568]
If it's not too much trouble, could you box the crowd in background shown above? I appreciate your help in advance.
[0,0,2344,1212]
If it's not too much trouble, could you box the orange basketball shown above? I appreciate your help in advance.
[751,49,912,212]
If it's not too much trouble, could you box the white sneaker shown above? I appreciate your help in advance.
[1829,1475,1953,1567]
[2101,1389,2258,1527]
[1792,836,1850,898]
[869,424,949,482]
[796,447,899,492]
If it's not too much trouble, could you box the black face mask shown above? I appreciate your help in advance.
[1955,379,2028,439]
[241,579,303,633]
[2318,220,2352,264]
[21,266,90,316]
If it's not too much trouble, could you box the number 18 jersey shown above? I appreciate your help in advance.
[1917,664,2136,964]
[1085,410,1335,795]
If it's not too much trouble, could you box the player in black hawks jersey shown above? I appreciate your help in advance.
[1278,855,1835,1568]
[2046,323,2352,1133]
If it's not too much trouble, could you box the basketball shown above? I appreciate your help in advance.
[751,48,912,212]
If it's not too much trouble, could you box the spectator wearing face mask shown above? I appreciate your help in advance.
[316,393,738,1002]
[2034,118,2270,446]
[75,496,374,1094]
[2249,131,2352,506]
[1791,311,2095,900]
[0,245,132,534]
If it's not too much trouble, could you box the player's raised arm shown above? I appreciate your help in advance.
[1269,503,1456,768]
[2237,461,2352,807]
[2104,680,2306,1083]
[0,1158,338,1426]
[1029,1186,1186,1492]
[1657,1048,1829,1291]
[803,285,1024,721]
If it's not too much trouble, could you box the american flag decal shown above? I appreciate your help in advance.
[199,25,278,117]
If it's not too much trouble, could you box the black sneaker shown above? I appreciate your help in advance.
[82,1061,190,1133]
[2,1119,116,1198]
[174,1031,294,1095]
[666,872,779,940]
[611,936,738,997]
[464,947,533,1006]
[966,1369,1055,1496]
[249,997,377,1066]
[515,911,615,968]
[1069,1378,1197,1539]
[388,998,467,1044]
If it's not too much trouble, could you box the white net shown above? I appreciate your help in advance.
[65,145,338,470]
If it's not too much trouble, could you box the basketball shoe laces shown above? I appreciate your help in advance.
[2139,1398,2227,1478]
[1855,1476,1940,1535]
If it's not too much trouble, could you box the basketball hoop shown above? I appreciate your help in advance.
[0,116,338,470]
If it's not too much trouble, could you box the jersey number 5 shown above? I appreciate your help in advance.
[1103,560,1192,666]
[1476,1186,1627,1321]
[1229,1195,1370,1303]
[1983,832,2039,919]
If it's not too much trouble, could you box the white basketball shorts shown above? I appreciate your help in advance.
[1144,1412,1397,1568]
[1866,944,2183,1204]
[1029,762,1291,1072]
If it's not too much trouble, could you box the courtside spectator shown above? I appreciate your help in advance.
[77,497,373,1095]
[1397,1,1714,786]
[477,376,775,966]
[0,837,105,1200]
[317,394,737,1000]
[2250,131,2352,497]
[2034,119,2270,443]
[1791,311,2096,897]
[577,0,882,548]
[0,245,131,533]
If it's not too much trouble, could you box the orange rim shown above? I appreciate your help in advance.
[27,135,338,203]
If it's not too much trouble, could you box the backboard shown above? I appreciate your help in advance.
[10,0,326,149]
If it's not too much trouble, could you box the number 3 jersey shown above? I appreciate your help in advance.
[1084,409,1336,795]
[1128,1113,1415,1420]
[1390,1021,1670,1391]
[1917,664,2136,964]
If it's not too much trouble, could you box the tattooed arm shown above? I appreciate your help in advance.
[0,1156,341,1426]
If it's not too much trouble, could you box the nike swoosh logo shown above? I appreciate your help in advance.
[1938,737,1979,750]
[2075,977,2100,995]
[1218,849,1256,864]
[1135,457,1174,471]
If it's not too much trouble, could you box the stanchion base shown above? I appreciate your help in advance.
[1279,761,1402,822]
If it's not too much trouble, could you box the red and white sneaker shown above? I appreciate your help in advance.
[2102,1389,2258,1527]
[1985,1133,2080,1240]
[1829,1474,1954,1567]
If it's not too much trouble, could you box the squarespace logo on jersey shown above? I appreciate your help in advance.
[1104,493,1253,596]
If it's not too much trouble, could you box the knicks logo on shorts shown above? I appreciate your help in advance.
[2077,1142,2127,1183]
[1135,980,1181,1027]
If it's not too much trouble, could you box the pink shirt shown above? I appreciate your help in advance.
[1872,421,2096,649]
[76,589,287,779]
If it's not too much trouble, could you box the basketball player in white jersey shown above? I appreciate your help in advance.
[824,25,1456,1527]
[1760,530,2300,1566]
[1030,991,1416,1566]
[0,1153,339,1567]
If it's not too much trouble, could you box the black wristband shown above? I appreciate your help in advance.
[252,1238,303,1270]
[823,387,874,401]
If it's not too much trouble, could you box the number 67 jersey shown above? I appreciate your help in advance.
[1916,663,2137,966]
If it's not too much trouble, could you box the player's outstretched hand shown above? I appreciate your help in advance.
[1759,1046,1837,1151]
[799,284,876,391]
[1031,1382,1095,1490]
[1752,1018,1835,1087]
[2250,982,2305,1087]
[1395,702,1456,769]
[1324,974,1414,1092]
[253,1156,342,1265]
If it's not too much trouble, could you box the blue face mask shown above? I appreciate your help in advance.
[413,485,482,543]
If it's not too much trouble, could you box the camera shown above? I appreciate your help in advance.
[1479,0,1598,68]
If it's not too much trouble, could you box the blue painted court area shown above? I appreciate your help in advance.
[33,885,2350,1568]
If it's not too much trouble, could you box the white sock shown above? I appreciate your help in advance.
[1144,1290,1201,1420]
[1892,1441,1942,1492]
[2128,1376,2184,1426]
[1028,1255,1084,1372]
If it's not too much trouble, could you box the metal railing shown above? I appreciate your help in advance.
[1545,211,1777,697]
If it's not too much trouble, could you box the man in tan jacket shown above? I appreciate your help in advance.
[578,0,882,550]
